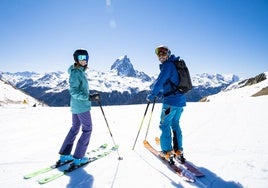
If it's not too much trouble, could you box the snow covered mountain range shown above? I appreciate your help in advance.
[202,71,268,102]
[1,55,265,106]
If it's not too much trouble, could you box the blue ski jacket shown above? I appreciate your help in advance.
[68,65,91,114]
[149,55,186,107]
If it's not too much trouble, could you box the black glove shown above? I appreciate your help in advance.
[89,93,100,102]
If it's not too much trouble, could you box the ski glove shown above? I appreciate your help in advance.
[89,93,100,102]
[146,94,156,102]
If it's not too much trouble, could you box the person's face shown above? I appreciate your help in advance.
[78,60,87,67]
[77,55,88,66]
[157,51,168,63]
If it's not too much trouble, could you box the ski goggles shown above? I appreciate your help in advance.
[77,55,89,61]
[155,47,169,56]
[157,51,168,57]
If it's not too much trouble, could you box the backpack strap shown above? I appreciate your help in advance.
[163,58,180,97]
[163,80,178,97]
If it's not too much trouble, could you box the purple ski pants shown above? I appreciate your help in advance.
[59,111,93,159]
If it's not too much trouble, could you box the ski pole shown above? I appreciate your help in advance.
[132,102,150,150]
[97,101,123,160]
[144,98,156,141]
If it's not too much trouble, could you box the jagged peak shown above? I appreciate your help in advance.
[110,55,136,77]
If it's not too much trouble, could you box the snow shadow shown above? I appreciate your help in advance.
[65,168,94,188]
[135,150,243,188]
[195,167,244,188]
[135,151,184,188]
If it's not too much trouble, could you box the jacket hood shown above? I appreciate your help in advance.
[159,54,180,69]
[68,64,85,74]
[169,54,180,61]
[68,65,75,74]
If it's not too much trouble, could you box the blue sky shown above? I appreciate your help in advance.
[1,0,267,78]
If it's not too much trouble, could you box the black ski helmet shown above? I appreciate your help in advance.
[73,49,89,62]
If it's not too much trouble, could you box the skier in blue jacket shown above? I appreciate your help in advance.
[58,49,100,167]
[147,45,186,162]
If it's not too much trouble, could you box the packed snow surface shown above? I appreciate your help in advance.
[1,73,268,187]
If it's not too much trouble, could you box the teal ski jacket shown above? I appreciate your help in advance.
[68,65,91,114]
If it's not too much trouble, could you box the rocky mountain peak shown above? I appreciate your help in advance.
[110,55,136,77]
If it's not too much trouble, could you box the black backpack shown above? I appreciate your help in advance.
[165,59,193,96]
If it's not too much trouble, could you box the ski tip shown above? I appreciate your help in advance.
[155,137,160,145]
[101,143,108,148]
[143,140,149,145]
[112,145,119,150]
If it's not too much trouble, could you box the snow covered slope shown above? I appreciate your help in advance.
[203,71,268,102]
[0,81,268,187]
[0,79,45,107]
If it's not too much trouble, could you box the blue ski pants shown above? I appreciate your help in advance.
[59,111,93,159]
[159,104,184,152]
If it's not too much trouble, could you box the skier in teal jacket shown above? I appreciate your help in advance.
[147,45,186,163]
[68,62,91,114]
[58,49,99,167]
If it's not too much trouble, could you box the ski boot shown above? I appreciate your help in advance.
[54,154,74,167]
[159,151,175,164]
[73,157,89,166]
[65,157,89,172]
[60,155,74,163]
[174,150,186,163]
